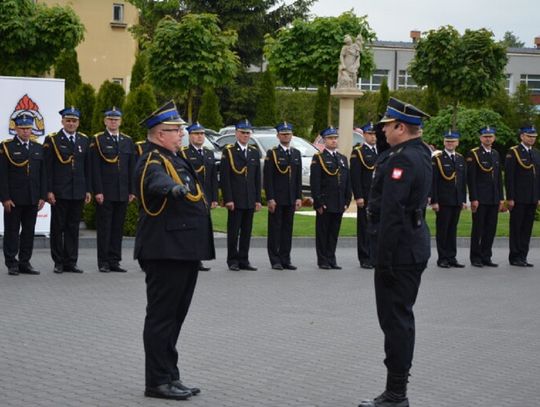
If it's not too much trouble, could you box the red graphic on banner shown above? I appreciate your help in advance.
[8,94,46,137]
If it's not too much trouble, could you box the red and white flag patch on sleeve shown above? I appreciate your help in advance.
[391,168,403,180]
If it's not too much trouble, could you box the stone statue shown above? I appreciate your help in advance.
[337,34,363,88]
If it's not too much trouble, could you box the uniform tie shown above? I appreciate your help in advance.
[23,142,29,150]
[450,154,455,163]
[69,135,75,145]
[198,148,204,157]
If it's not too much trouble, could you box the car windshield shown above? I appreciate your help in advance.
[257,135,318,157]
[181,134,216,150]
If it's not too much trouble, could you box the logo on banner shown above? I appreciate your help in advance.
[8,94,45,137]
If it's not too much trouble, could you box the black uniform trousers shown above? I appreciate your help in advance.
[509,203,537,263]
[315,211,343,267]
[50,199,84,267]
[267,205,295,266]
[3,205,38,268]
[356,205,370,263]
[140,259,199,388]
[470,204,498,263]
[435,205,461,263]
[226,208,254,266]
[96,200,128,267]
[374,262,426,374]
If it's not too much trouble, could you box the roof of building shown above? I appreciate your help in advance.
[372,40,540,55]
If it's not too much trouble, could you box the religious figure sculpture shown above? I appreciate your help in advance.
[337,34,363,88]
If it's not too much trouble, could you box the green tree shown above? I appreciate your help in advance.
[409,26,507,130]
[198,87,224,130]
[275,89,317,139]
[376,78,389,117]
[73,83,96,136]
[512,83,537,125]
[54,48,82,91]
[265,11,376,126]
[217,71,259,125]
[148,14,240,122]
[0,0,84,76]
[501,31,525,48]
[253,69,277,126]
[92,81,126,134]
[122,84,157,142]
[312,86,330,138]
[423,86,440,117]
[130,51,149,91]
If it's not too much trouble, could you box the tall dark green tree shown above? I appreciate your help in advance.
[54,48,82,91]
[501,31,525,48]
[0,0,84,76]
[512,83,537,125]
[130,51,149,91]
[253,69,277,126]
[92,81,126,134]
[312,86,330,138]
[122,84,157,142]
[73,83,96,136]
[376,78,389,117]
[198,87,224,130]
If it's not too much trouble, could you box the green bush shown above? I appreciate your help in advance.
[73,83,96,136]
[83,200,139,237]
[82,201,96,230]
[54,48,82,92]
[92,81,126,134]
[130,51,149,92]
[253,69,277,126]
[275,90,317,140]
[122,84,157,142]
[198,86,223,130]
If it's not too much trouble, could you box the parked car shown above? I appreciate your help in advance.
[181,129,222,165]
[312,128,365,152]
[215,129,318,193]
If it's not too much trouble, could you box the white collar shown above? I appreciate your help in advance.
[64,130,76,138]
[237,142,248,150]
[16,136,28,145]
[521,142,531,151]
[444,149,455,156]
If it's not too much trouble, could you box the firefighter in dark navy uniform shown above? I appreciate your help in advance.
[310,126,352,270]
[430,130,467,268]
[43,107,91,274]
[180,122,218,271]
[0,113,47,275]
[358,98,432,407]
[350,122,378,269]
[135,100,215,401]
[504,125,540,266]
[220,119,261,271]
[466,126,504,268]
[90,107,136,273]
[263,121,302,270]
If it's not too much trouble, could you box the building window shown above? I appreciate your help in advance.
[112,78,124,86]
[113,4,124,23]
[505,74,512,93]
[520,74,540,95]
[359,69,389,91]
[397,70,417,89]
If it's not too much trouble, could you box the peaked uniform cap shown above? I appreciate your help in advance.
[379,97,429,125]
[275,121,294,133]
[321,126,338,137]
[104,106,122,118]
[235,119,253,131]
[186,122,205,133]
[140,100,186,128]
[59,106,81,119]
[14,112,34,128]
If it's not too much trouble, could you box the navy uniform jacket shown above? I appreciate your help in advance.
[90,130,136,201]
[0,137,47,205]
[350,144,377,201]
[135,140,150,158]
[263,145,302,206]
[466,146,503,204]
[310,149,352,213]
[367,138,432,267]
[431,151,467,206]
[504,144,540,203]
[134,143,215,261]
[220,142,261,209]
[43,129,91,199]
[180,145,218,203]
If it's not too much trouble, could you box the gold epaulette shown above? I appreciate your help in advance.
[224,144,234,149]
[432,151,442,157]
[2,139,13,144]
[248,145,258,150]
[78,132,88,138]
[135,140,146,145]
[120,133,131,139]
[180,145,189,151]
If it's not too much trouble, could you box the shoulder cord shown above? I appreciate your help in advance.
[511,146,535,175]
[271,149,291,177]
[2,142,29,175]
[317,153,339,176]
[94,134,119,164]
[471,148,493,173]
[49,135,73,165]
[180,148,206,176]
[355,147,375,170]
[225,147,247,176]
[435,155,456,181]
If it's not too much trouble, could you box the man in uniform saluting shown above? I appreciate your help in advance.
[263,121,302,270]
[466,126,504,268]
[180,122,218,271]
[358,98,431,407]
[310,126,351,270]
[430,130,467,268]
[0,113,47,275]
[90,107,136,273]
[350,122,378,269]
[220,119,261,271]
[135,101,214,400]
[504,125,540,267]
[43,107,91,274]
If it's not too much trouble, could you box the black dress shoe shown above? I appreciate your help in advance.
[282,263,297,270]
[360,262,374,269]
[471,261,483,267]
[525,262,534,267]
[19,265,40,275]
[359,394,409,406]
[171,380,201,396]
[144,383,191,400]
[482,260,498,267]
[109,265,127,272]
[510,260,527,267]
[271,264,284,270]
[99,265,111,273]
[319,264,331,270]
[8,267,19,276]
[449,261,465,268]
[53,264,63,274]
[64,266,84,273]
[330,264,342,270]
[437,260,451,268]
[228,264,240,271]
[198,264,211,271]
[239,264,257,271]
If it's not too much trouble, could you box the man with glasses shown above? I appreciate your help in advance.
[466,126,504,268]
[504,125,540,267]
[135,101,215,400]
[220,119,261,271]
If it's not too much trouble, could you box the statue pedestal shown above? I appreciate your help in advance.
[330,88,364,158]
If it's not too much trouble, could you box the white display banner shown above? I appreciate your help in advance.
[0,76,65,236]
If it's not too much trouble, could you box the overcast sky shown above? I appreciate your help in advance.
[306,0,538,47]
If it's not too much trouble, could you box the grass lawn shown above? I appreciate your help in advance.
[211,207,540,237]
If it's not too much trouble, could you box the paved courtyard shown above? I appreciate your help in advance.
[1,243,539,407]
